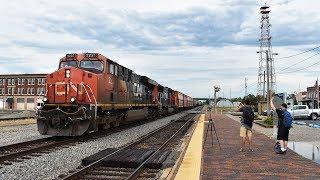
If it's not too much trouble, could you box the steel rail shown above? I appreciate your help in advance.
[62,113,194,180]
[126,114,194,180]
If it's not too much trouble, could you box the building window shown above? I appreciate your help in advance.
[37,87,46,95]
[0,79,4,85]
[36,78,46,85]
[28,78,35,85]
[0,88,4,95]
[8,79,12,86]
[18,78,25,85]
[11,79,15,85]
[18,88,25,95]
[12,87,15,94]
[8,88,12,95]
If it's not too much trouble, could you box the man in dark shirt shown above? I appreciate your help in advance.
[271,96,290,154]
[237,99,254,152]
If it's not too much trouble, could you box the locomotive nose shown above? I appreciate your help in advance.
[47,67,85,104]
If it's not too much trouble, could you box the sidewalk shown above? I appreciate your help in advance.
[201,114,320,179]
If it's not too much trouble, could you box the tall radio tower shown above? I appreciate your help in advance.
[257,5,277,99]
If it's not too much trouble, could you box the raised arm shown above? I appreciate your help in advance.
[236,103,244,112]
[270,96,276,111]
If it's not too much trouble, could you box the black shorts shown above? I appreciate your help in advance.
[277,126,290,141]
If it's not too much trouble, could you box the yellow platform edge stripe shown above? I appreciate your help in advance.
[174,114,205,180]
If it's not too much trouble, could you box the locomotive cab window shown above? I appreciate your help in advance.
[80,60,104,73]
[59,61,78,69]
[109,64,115,74]
[114,65,118,76]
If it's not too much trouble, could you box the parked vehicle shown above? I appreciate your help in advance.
[262,109,273,116]
[287,105,320,120]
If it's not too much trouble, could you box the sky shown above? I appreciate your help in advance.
[0,0,320,98]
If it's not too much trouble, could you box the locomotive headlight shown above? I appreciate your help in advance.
[70,97,76,103]
[65,69,71,78]
[43,97,48,103]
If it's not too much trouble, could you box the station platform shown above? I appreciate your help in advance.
[175,113,320,179]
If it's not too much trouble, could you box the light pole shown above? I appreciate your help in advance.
[214,85,220,114]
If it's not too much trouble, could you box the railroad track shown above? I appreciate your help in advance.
[60,113,197,180]
[0,108,202,166]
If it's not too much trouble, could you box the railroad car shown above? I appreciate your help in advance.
[37,53,197,136]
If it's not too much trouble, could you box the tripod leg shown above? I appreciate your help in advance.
[212,123,222,150]
[210,123,214,146]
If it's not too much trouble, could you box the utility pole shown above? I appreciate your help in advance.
[263,71,266,99]
[214,85,220,114]
[245,78,248,97]
[317,78,319,109]
[229,88,231,100]
[266,51,270,116]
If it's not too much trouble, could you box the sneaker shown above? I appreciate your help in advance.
[239,148,244,152]
[248,148,254,152]
[276,150,286,154]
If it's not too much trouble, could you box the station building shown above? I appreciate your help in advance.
[0,74,47,111]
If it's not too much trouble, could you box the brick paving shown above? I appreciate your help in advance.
[201,114,320,179]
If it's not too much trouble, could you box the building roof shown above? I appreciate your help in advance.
[0,73,48,77]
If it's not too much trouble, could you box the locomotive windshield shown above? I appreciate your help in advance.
[59,61,78,69]
[80,60,104,73]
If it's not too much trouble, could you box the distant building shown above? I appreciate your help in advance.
[0,74,47,111]
[296,91,307,105]
[306,86,320,108]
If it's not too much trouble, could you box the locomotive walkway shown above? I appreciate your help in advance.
[175,113,320,179]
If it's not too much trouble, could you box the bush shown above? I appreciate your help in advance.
[264,117,273,125]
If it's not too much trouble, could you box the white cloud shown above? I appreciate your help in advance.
[0,0,319,98]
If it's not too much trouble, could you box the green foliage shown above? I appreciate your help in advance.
[231,94,264,112]
[264,117,273,125]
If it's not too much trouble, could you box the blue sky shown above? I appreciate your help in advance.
[0,0,320,98]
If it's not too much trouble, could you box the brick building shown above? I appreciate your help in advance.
[0,74,47,111]
[306,86,320,108]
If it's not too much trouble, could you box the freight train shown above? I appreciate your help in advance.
[37,53,198,136]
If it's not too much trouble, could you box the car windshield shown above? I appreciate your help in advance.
[80,60,104,73]
[59,61,78,69]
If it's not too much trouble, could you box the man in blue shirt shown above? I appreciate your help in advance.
[271,96,291,154]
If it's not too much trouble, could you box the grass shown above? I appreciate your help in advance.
[263,116,273,126]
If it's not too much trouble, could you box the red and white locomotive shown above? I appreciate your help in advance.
[37,53,198,136]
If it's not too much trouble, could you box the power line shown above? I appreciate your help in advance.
[277,52,320,72]
[278,59,320,74]
[277,45,320,59]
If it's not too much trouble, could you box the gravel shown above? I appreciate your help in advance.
[0,124,49,146]
[227,114,320,147]
[0,111,191,180]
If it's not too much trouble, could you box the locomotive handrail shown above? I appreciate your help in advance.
[81,83,97,120]
[78,83,92,103]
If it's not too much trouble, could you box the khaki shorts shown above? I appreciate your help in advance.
[240,126,252,138]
